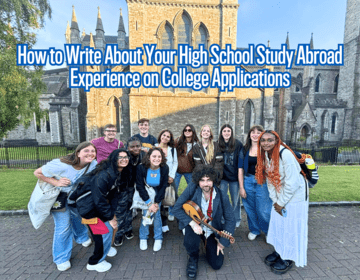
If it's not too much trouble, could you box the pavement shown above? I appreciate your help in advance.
[1,206,360,280]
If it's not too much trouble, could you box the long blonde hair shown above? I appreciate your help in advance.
[200,124,214,163]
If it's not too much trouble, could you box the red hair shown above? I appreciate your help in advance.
[255,130,306,192]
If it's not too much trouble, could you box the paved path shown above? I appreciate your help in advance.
[1,206,360,280]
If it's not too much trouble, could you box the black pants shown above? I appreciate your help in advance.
[88,226,104,265]
[115,187,134,240]
[183,225,224,270]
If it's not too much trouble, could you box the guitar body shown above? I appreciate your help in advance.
[182,200,235,244]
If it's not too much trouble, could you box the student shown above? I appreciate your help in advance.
[218,124,243,228]
[238,125,272,240]
[33,142,97,271]
[256,130,309,274]
[193,124,224,180]
[136,147,169,252]
[114,137,145,246]
[132,118,157,152]
[172,166,235,279]
[91,124,124,163]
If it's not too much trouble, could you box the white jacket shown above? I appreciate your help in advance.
[266,145,307,207]
[155,144,178,179]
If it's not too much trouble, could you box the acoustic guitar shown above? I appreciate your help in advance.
[183,200,235,244]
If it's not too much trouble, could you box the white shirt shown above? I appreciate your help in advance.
[200,188,217,238]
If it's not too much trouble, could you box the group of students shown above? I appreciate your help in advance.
[33,118,312,277]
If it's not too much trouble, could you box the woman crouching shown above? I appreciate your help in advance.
[256,130,309,274]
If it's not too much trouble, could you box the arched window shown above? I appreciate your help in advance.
[333,74,339,93]
[315,74,321,92]
[177,13,192,93]
[296,73,302,92]
[161,23,174,93]
[194,23,208,93]
[244,101,253,133]
[331,113,337,134]
[113,98,120,132]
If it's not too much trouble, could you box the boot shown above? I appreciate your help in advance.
[186,255,199,279]
[264,251,280,266]
[270,257,294,275]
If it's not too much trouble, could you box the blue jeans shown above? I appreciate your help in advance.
[51,202,89,264]
[169,172,193,216]
[140,202,163,240]
[219,180,241,225]
[242,174,272,235]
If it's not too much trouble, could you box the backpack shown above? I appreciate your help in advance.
[280,148,319,188]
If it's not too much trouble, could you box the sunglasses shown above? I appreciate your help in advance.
[184,129,192,132]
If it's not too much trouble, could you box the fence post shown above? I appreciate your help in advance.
[5,146,10,168]
[36,146,40,168]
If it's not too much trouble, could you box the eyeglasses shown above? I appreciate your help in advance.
[184,129,192,132]
[105,130,117,133]
[118,156,130,160]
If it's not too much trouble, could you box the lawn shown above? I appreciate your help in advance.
[0,146,74,161]
[0,166,359,211]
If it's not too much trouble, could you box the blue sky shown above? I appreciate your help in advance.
[34,0,347,70]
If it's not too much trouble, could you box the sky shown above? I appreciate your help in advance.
[34,0,347,70]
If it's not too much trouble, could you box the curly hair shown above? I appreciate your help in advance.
[255,130,306,193]
[142,147,167,168]
[157,129,175,148]
[192,166,220,187]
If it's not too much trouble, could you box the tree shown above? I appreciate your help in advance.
[0,0,51,138]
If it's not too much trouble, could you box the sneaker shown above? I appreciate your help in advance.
[153,240,162,252]
[162,225,169,233]
[125,230,134,240]
[82,238,92,247]
[114,235,124,247]
[236,221,241,228]
[248,232,258,241]
[86,260,112,272]
[57,261,71,271]
[168,214,175,221]
[140,239,148,250]
[107,247,117,257]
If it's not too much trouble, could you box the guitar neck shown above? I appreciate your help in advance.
[200,220,226,239]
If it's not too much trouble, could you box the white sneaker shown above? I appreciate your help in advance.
[248,232,258,241]
[86,260,112,272]
[57,261,71,271]
[82,238,92,247]
[153,240,162,252]
[140,239,148,250]
[107,247,117,257]
[236,221,241,228]
[168,214,175,221]
[162,225,169,233]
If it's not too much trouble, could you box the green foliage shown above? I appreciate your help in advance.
[0,0,51,138]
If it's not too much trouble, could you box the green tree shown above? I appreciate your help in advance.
[0,0,51,138]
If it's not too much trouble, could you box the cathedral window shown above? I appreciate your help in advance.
[194,23,209,93]
[244,100,254,133]
[315,74,321,92]
[160,23,175,93]
[114,98,121,132]
[331,113,337,134]
[333,74,339,93]
[296,73,302,92]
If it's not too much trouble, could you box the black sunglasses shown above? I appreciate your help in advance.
[184,129,192,132]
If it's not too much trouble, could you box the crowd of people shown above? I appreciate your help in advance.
[34,118,315,277]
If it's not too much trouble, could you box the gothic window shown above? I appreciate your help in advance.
[333,74,339,93]
[315,74,321,92]
[161,24,175,93]
[114,98,120,132]
[244,101,253,133]
[194,23,208,93]
[331,113,337,134]
[178,13,192,93]
[46,120,50,132]
[296,73,302,92]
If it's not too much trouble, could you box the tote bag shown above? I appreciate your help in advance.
[130,181,156,210]
[28,179,60,229]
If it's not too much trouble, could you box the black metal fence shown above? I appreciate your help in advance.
[0,143,359,169]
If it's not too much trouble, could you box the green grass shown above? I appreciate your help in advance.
[0,166,359,210]
[0,146,74,161]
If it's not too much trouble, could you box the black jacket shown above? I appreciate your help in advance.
[135,164,169,204]
[221,139,243,182]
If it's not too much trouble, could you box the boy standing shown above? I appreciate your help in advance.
[132,118,157,152]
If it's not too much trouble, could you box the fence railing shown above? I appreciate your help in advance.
[0,144,359,169]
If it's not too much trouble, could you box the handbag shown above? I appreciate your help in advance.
[130,180,156,210]
[28,179,61,229]
[51,192,67,212]
[162,182,177,207]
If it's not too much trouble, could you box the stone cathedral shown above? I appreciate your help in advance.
[5,0,360,146]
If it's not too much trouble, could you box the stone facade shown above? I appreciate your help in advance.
[4,0,360,146]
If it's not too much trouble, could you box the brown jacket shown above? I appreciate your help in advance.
[175,139,196,174]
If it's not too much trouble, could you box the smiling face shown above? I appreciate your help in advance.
[103,127,117,142]
[250,128,262,143]
[77,145,96,165]
[117,151,130,169]
[128,140,141,156]
[138,121,149,136]
[149,150,162,168]
[222,127,232,142]
[260,133,277,152]
[183,126,193,139]
[201,126,211,140]
[160,131,171,145]
[199,176,213,194]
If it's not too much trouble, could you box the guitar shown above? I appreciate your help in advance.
[183,200,235,244]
